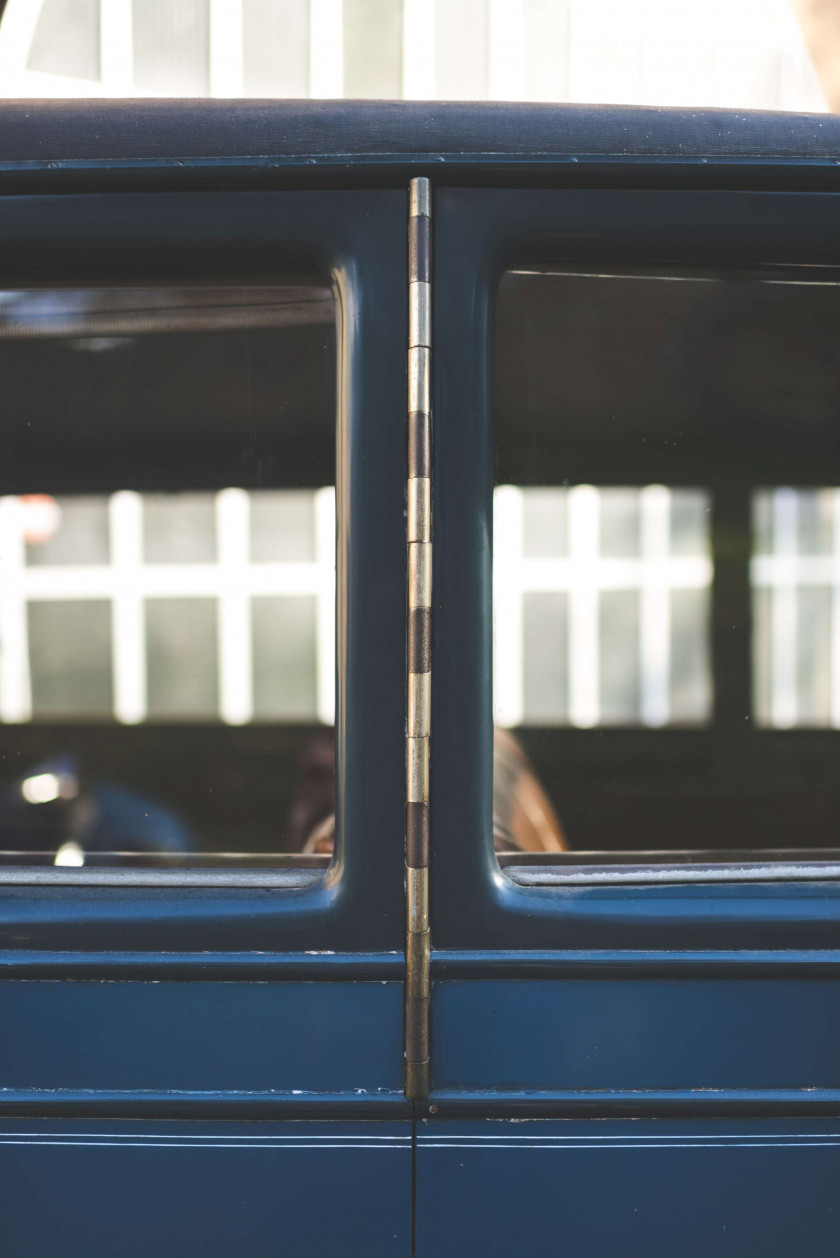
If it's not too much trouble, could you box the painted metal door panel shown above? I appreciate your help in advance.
[0,979,404,1097]
[425,184,840,1254]
[0,182,411,1251]
[417,1119,840,1257]
[2,1119,412,1257]
[432,977,840,1092]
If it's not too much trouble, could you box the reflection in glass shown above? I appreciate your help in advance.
[0,284,336,861]
[28,599,112,717]
[494,485,711,728]
[752,487,840,728]
[3,486,335,728]
[494,264,840,855]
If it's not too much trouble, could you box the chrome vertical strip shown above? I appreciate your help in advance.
[405,176,431,1101]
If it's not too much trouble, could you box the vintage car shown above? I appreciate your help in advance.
[1,99,840,1255]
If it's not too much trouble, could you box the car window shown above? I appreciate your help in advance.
[494,263,840,858]
[0,282,336,865]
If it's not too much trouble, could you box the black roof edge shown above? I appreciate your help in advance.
[0,101,839,193]
[0,99,837,164]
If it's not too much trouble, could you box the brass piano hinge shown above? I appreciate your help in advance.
[405,176,431,1100]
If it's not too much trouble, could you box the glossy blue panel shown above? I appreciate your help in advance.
[0,980,403,1093]
[1,1119,411,1257]
[0,186,407,954]
[417,1118,840,1257]
[433,979,840,1089]
[432,187,840,951]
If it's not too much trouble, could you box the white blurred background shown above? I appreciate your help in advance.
[0,0,827,112]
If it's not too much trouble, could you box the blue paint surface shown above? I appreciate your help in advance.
[1,1119,412,1257]
[0,980,404,1093]
[417,1118,840,1257]
[433,978,840,1090]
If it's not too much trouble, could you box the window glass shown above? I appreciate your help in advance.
[752,487,840,728]
[495,264,840,857]
[494,484,711,728]
[0,283,336,864]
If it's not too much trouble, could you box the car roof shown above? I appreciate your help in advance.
[0,99,838,189]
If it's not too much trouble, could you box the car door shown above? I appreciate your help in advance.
[0,174,413,1255]
[419,182,840,1254]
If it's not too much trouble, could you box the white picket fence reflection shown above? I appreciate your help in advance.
[753,487,840,728]
[0,487,335,726]
[493,484,712,728]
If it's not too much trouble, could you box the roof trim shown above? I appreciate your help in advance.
[0,99,838,167]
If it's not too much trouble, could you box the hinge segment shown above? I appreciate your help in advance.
[405,176,431,1101]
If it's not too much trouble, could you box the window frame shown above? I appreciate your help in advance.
[432,185,840,951]
[0,184,408,953]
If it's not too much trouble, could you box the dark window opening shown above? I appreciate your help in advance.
[494,264,840,858]
[0,283,336,867]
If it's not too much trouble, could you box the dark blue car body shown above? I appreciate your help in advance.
[1,100,840,1254]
